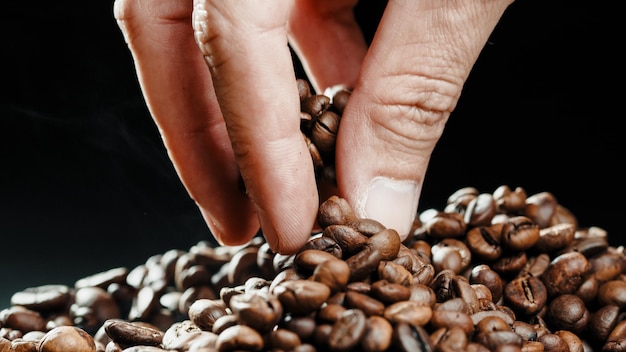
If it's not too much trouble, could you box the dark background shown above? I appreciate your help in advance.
[1,1,622,307]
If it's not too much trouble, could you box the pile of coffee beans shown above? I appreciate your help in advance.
[1,81,625,351]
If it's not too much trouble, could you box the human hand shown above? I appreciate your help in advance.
[114,0,514,254]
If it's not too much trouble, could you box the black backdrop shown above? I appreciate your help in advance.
[1,1,622,307]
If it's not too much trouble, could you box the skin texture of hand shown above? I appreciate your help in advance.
[114,0,514,254]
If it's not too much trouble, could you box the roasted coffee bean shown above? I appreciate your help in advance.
[0,306,46,333]
[10,285,71,312]
[265,328,301,351]
[430,326,468,351]
[493,185,527,214]
[215,324,264,351]
[298,235,343,258]
[534,223,576,253]
[470,264,504,304]
[540,251,590,297]
[501,216,540,251]
[429,310,474,336]
[228,292,282,332]
[273,279,329,316]
[187,299,228,332]
[465,225,503,261]
[347,218,387,237]
[103,319,163,348]
[604,320,626,352]
[597,280,626,308]
[359,315,393,352]
[370,280,411,304]
[504,276,547,317]
[425,211,467,239]
[322,224,369,257]
[384,301,432,327]
[392,322,433,352]
[38,326,96,352]
[464,193,498,227]
[524,192,558,228]
[317,195,356,229]
[310,257,350,293]
[344,291,385,317]
[547,294,590,334]
[589,304,621,343]
[328,309,367,351]
[311,110,340,156]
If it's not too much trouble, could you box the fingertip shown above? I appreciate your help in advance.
[256,197,318,255]
[198,207,260,247]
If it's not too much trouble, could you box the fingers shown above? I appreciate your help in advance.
[192,0,319,253]
[287,0,367,94]
[336,0,514,239]
[114,0,260,246]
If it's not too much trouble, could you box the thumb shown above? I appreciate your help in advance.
[336,0,513,239]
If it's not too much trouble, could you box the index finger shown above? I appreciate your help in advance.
[192,0,319,254]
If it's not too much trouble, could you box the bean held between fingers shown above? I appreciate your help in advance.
[1,80,624,351]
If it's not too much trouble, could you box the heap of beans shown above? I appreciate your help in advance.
[1,81,625,352]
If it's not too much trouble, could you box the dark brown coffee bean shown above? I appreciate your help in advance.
[38,326,96,352]
[328,309,367,351]
[553,330,584,352]
[451,275,480,315]
[589,304,621,343]
[344,291,385,317]
[538,333,569,352]
[429,310,474,336]
[274,279,330,315]
[317,196,356,229]
[265,328,301,351]
[311,110,340,156]
[424,211,467,238]
[228,292,282,333]
[310,258,350,293]
[103,319,163,348]
[384,301,432,327]
[10,285,71,312]
[547,294,589,334]
[0,306,46,333]
[474,330,523,350]
[322,224,369,257]
[430,326,468,351]
[359,315,393,352]
[298,235,343,259]
[347,218,386,237]
[187,299,228,332]
[476,315,510,335]
[598,280,626,308]
[10,339,38,352]
[504,276,547,317]
[524,192,558,228]
[534,223,576,253]
[511,320,537,341]
[491,251,528,277]
[540,251,590,297]
[470,265,504,304]
[501,216,540,251]
[330,89,351,115]
[493,185,527,214]
[215,324,264,351]
[464,193,497,227]
[604,320,626,352]
[465,225,503,261]
[392,322,433,352]
[71,287,121,334]
[295,249,341,275]
[281,315,316,342]
[370,280,411,304]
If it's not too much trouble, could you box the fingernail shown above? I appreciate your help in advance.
[357,177,420,240]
